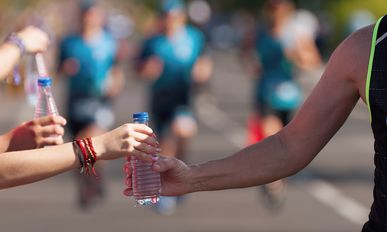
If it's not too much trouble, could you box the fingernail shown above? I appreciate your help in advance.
[152,155,159,161]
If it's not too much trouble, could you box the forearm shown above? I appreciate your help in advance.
[188,134,304,192]
[0,43,22,80]
[0,143,79,189]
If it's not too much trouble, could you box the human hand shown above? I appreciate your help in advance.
[122,156,191,197]
[92,123,160,161]
[154,157,193,196]
[192,55,213,84]
[7,115,66,151]
[140,56,163,80]
[61,58,80,76]
[16,26,50,54]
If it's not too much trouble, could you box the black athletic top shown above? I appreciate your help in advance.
[363,15,387,232]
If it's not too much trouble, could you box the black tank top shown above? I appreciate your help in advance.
[363,15,387,232]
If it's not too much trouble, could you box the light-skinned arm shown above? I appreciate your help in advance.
[0,123,159,189]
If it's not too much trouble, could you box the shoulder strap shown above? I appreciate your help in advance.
[366,15,385,123]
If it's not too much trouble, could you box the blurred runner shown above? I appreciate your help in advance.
[135,0,212,215]
[240,0,321,210]
[58,0,123,210]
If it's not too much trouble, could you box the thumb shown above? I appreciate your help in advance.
[152,157,178,172]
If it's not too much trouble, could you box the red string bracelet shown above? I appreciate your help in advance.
[83,138,98,178]
[74,138,99,178]
[72,141,85,174]
[85,138,97,162]
[76,139,90,175]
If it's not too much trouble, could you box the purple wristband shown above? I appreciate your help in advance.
[5,33,26,85]
[6,33,26,55]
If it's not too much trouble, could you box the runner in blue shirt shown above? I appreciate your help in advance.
[58,1,123,210]
[136,0,212,215]
[241,0,321,210]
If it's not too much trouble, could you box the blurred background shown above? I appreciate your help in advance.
[0,0,386,231]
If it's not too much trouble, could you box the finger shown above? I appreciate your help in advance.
[123,187,133,196]
[130,124,153,135]
[131,149,154,163]
[41,125,64,137]
[39,136,64,146]
[152,157,178,172]
[131,138,160,155]
[123,162,131,174]
[132,131,159,147]
[37,115,67,126]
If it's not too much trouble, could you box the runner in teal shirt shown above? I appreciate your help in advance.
[136,0,211,215]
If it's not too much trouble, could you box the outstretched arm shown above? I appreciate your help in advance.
[0,26,49,80]
[0,123,159,190]
[153,25,372,195]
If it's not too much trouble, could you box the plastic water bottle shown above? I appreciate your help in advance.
[25,56,39,107]
[128,112,161,205]
[34,77,59,118]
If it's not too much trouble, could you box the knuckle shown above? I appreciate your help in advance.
[122,139,130,147]
[31,119,39,126]
[31,126,40,137]
[55,125,63,134]
[48,115,56,122]
[124,124,133,136]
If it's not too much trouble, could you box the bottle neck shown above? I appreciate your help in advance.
[38,85,50,92]
[133,119,149,125]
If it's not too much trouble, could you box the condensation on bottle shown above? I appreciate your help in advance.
[125,112,161,205]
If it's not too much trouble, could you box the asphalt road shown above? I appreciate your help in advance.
[0,50,374,232]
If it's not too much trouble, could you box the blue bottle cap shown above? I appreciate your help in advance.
[37,77,52,87]
[133,112,149,120]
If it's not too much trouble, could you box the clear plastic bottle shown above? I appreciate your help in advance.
[24,56,39,107]
[34,77,59,118]
[127,112,161,205]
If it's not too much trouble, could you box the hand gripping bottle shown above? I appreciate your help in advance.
[126,112,161,205]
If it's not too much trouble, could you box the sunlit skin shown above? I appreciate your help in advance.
[0,123,159,190]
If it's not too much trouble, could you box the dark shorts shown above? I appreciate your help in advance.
[150,86,191,136]
[67,96,114,136]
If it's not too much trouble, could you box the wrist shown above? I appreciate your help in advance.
[186,164,207,193]
[5,33,26,55]
[91,135,106,160]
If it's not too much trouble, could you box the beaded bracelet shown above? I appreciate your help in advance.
[73,138,98,178]
[72,141,85,174]
[83,138,98,178]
